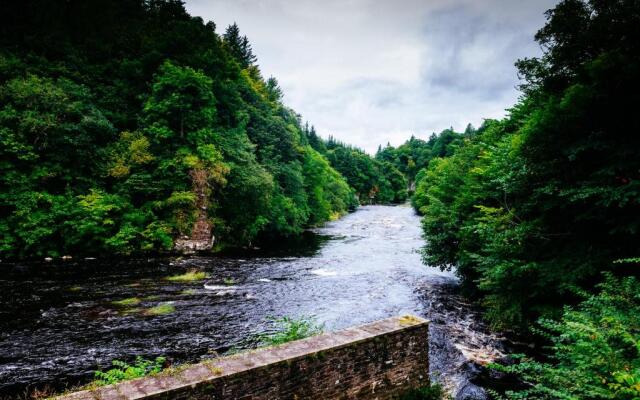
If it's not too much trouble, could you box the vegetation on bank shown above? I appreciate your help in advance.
[380,0,639,398]
[408,0,640,328]
[0,0,404,261]
[491,274,640,399]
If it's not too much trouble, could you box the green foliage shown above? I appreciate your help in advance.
[0,0,382,259]
[143,303,176,316]
[376,130,468,191]
[165,270,208,282]
[259,316,324,346]
[111,297,141,307]
[302,147,356,224]
[93,357,165,386]
[144,60,215,144]
[307,130,407,204]
[223,23,257,69]
[493,274,640,400]
[412,0,640,328]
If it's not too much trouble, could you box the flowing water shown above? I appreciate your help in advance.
[0,205,507,399]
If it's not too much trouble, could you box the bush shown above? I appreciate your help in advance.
[492,274,640,399]
[92,356,165,386]
[259,316,323,346]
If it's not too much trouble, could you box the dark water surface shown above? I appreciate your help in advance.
[0,205,505,398]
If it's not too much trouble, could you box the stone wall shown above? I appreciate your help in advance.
[57,316,429,400]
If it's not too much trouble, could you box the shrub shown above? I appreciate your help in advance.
[259,316,323,346]
[492,274,640,399]
[92,356,165,386]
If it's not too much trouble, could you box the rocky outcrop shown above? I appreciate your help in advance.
[175,169,214,253]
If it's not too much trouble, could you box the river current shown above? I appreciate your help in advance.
[0,205,507,399]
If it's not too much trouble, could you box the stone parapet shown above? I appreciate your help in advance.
[55,315,429,400]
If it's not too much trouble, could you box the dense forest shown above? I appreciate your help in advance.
[392,0,640,398]
[2,0,640,398]
[0,0,404,260]
[376,127,471,189]
[308,128,408,204]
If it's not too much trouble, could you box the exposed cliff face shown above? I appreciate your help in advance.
[175,169,214,253]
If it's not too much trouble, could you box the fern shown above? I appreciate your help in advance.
[93,356,165,386]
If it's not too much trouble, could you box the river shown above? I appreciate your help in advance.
[0,205,507,399]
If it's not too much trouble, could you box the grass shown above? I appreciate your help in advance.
[223,277,235,286]
[111,297,141,307]
[180,289,197,295]
[143,303,175,316]
[165,269,208,282]
[258,316,323,346]
[119,307,142,316]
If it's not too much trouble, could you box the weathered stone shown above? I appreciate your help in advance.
[174,168,215,254]
[173,237,214,253]
[55,315,429,400]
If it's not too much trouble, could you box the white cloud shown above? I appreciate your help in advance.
[185,0,558,153]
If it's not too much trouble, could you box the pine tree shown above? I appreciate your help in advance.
[223,23,256,68]
[240,35,257,67]
[266,76,283,102]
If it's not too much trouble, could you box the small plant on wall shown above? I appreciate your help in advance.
[92,356,166,386]
[258,316,324,346]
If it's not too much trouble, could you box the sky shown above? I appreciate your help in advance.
[185,0,558,153]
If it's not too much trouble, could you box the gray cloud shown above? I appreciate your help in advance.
[185,0,558,153]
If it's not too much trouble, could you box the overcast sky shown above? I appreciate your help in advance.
[185,0,558,153]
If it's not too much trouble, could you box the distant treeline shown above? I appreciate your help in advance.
[306,126,408,204]
[375,126,474,186]
[0,0,402,259]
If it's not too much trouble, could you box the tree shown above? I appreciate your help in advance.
[265,76,283,102]
[0,0,396,261]
[143,61,215,143]
[495,273,640,400]
[223,23,257,68]
[413,0,640,328]
[0,74,115,257]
